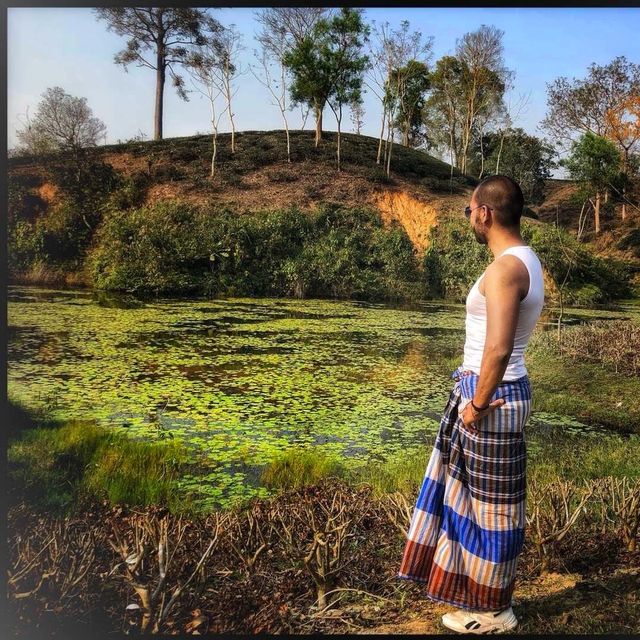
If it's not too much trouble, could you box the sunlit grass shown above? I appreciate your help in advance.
[260,445,348,491]
[8,418,195,515]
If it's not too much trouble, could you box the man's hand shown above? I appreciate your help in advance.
[460,398,506,433]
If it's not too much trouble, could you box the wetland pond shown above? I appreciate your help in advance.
[7,285,637,509]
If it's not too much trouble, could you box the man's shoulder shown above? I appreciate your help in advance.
[485,254,530,292]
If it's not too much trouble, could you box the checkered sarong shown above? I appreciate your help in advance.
[397,365,532,611]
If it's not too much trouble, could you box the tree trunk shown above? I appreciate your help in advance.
[402,120,409,147]
[385,118,394,177]
[594,191,601,234]
[495,130,506,174]
[622,149,629,221]
[336,109,342,172]
[225,62,236,154]
[283,114,291,163]
[154,54,165,141]
[211,130,217,178]
[314,102,323,147]
[376,107,386,165]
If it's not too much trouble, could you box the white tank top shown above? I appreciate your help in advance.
[462,245,544,381]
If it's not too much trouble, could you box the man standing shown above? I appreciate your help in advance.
[397,175,545,634]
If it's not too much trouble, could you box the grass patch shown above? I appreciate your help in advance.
[346,447,432,497]
[8,417,196,515]
[528,430,640,484]
[527,348,640,434]
[260,445,347,491]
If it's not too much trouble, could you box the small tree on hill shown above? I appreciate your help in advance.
[15,86,106,157]
[318,8,370,171]
[562,132,621,235]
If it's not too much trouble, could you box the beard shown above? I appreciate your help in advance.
[472,224,488,245]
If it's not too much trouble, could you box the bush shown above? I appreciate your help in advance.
[87,200,214,294]
[522,221,631,303]
[529,320,640,375]
[422,217,491,301]
[86,201,426,301]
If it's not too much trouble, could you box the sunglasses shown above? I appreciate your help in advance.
[465,204,492,219]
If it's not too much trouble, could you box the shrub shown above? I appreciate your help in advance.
[522,221,631,303]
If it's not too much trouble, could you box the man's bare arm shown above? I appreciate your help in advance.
[472,259,522,408]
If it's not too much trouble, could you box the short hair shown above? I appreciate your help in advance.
[474,175,524,228]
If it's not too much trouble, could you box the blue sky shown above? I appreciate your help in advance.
[8,6,640,171]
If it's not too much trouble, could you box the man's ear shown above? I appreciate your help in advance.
[481,206,493,226]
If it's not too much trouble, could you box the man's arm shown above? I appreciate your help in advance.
[472,258,522,408]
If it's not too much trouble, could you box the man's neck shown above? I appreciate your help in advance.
[487,232,526,259]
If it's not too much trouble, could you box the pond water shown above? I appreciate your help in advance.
[7,285,635,509]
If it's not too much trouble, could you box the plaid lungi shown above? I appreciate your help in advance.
[397,365,532,611]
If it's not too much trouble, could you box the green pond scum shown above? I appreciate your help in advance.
[8,285,640,511]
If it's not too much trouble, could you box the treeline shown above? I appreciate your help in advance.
[12,8,640,233]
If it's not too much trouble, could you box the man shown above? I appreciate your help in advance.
[397,175,544,634]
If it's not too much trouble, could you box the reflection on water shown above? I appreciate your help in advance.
[8,285,636,509]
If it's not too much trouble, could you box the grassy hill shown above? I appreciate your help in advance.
[7,130,637,303]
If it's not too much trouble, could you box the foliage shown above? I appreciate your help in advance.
[86,200,426,300]
[422,216,491,301]
[561,131,622,196]
[542,55,640,143]
[261,446,347,490]
[521,220,631,304]
[467,128,557,204]
[15,87,107,156]
[8,419,192,514]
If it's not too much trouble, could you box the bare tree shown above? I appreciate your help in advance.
[349,99,365,134]
[185,35,229,178]
[94,8,222,140]
[455,24,511,175]
[15,87,107,157]
[253,10,293,161]
[216,24,245,154]
[542,56,640,146]
[366,20,433,165]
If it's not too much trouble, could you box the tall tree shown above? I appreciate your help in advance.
[562,132,621,235]
[455,25,511,174]
[366,20,433,164]
[542,56,640,146]
[94,8,222,140]
[215,24,244,154]
[261,8,331,145]
[391,59,431,147]
[15,86,106,157]
[318,8,369,171]
[253,10,293,162]
[422,55,467,176]
[604,95,640,220]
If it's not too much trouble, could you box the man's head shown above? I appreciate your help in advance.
[466,175,524,245]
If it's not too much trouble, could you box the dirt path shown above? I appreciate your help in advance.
[359,572,581,634]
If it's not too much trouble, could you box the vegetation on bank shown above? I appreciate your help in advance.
[86,201,426,302]
[424,216,632,304]
[8,129,637,304]
[7,414,196,515]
